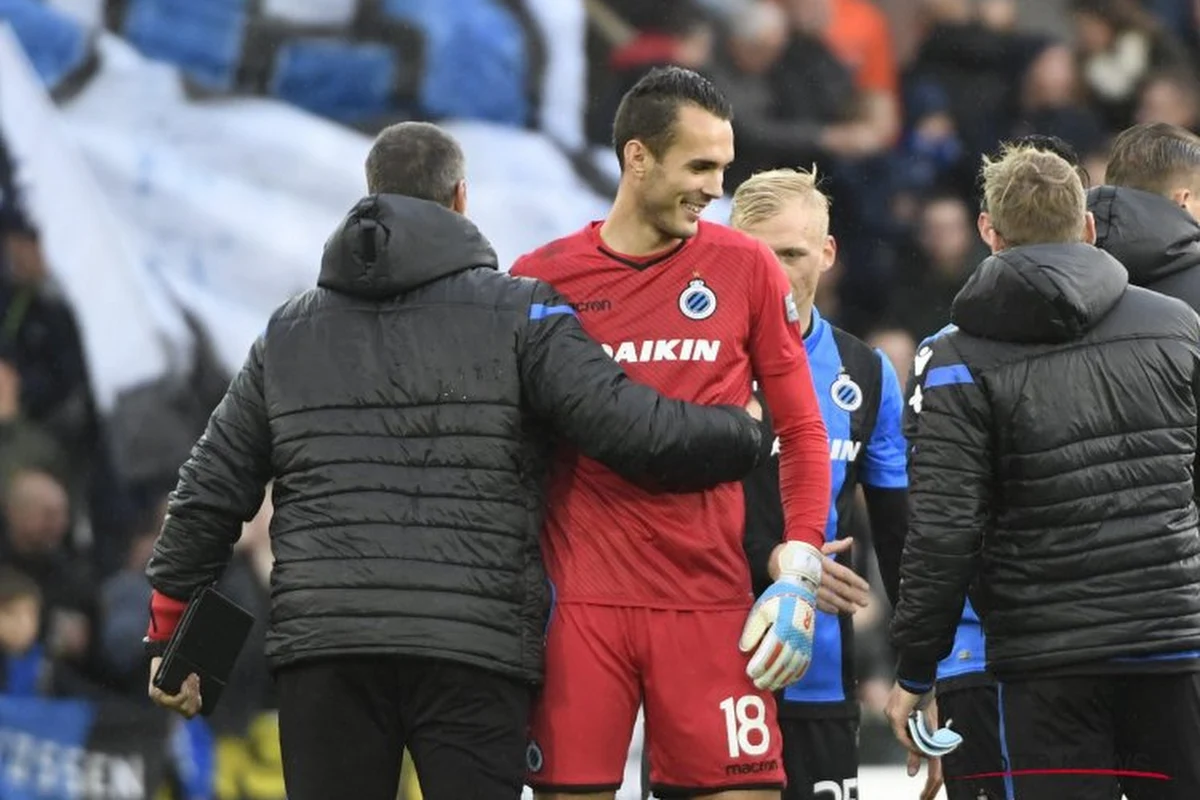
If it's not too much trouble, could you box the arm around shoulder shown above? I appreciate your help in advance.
[516,281,762,490]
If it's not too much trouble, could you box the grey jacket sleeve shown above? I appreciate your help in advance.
[517,281,763,491]
[146,335,272,599]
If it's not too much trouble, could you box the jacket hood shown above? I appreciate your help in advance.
[1089,185,1200,288]
[951,243,1128,344]
[318,194,498,299]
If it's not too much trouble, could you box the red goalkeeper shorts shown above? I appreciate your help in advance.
[526,603,785,795]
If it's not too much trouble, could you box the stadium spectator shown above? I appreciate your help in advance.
[884,193,986,340]
[0,468,105,691]
[142,120,767,800]
[1134,69,1200,130]
[1007,40,1107,155]
[888,144,1200,799]
[0,566,45,694]
[1071,0,1192,130]
[0,132,131,581]
[707,0,855,189]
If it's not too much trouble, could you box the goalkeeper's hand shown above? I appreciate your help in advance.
[738,541,822,691]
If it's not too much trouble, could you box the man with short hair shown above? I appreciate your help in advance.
[142,120,769,800]
[732,168,932,800]
[513,67,832,800]
[887,144,1200,800]
[930,132,1088,800]
[1089,121,1200,310]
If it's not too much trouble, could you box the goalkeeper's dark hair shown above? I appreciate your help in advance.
[364,122,465,207]
[612,66,733,170]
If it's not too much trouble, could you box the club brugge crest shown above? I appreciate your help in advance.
[831,372,863,412]
[679,278,717,320]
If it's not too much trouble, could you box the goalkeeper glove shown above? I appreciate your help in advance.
[738,541,822,692]
[908,707,963,757]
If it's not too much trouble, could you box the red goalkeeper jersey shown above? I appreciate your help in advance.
[512,221,829,609]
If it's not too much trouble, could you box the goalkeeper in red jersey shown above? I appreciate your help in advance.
[511,67,832,799]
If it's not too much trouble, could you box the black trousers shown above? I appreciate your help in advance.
[998,671,1200,800]
[938,684,1007,800]
[779,716,859,800]
[275,655,532,800]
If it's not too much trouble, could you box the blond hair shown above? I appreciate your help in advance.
[730,167,831,232]
[982,145,1086,246]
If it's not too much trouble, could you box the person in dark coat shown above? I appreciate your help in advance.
[141,121,766,800]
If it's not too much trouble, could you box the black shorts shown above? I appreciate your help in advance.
[998,671,1200,800]
[937,684,1007,800]
[779,716,858,800]
[274,655,531,800]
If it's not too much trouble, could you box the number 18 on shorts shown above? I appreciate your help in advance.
[527,605,786,793]
[719,695,772,762]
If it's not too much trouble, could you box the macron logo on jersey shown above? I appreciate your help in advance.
[770,437,861,462]
[601,339,722,363]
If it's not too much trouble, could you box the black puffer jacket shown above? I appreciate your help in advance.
[891,242,1200,685]
[1090,185,1200,310]
[147,195,763,681]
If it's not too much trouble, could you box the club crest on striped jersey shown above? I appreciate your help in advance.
[830,372,863,412]
[678,278,717,320]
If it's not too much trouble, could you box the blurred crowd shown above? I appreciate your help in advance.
[4,0,1200,795]
[0,129,279,788]
[587,0,1200,337]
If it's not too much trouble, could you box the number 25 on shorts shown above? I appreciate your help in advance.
[718,695,770,758]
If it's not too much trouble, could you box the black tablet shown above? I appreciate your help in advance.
[152,585,255,717]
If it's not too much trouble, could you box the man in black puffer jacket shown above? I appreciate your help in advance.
[886,144,1200,800]
[141,122,766,800]
[1089,121,1200,311]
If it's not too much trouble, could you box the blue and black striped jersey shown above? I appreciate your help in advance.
[744,307,907,717]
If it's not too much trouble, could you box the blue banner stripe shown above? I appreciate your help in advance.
[925,364,973,388]
[529,303,576,321]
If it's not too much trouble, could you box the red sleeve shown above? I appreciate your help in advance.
[146,589,188,643]
[510,251,537,278]
[748,244,830,550]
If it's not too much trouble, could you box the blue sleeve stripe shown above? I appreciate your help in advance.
[925,364,973,389]
[863,472,908,489]
[898,677,933,694]
[529,303,577,321]
[918,323,958,349]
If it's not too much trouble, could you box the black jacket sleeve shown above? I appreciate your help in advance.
[862,485,906,609]
[889,337,991,691]
[146,335,273,599]
[517,282,762,491]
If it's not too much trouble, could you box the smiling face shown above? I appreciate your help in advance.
[629,104,735,241]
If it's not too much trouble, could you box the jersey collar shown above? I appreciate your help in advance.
[803,306,830,356]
